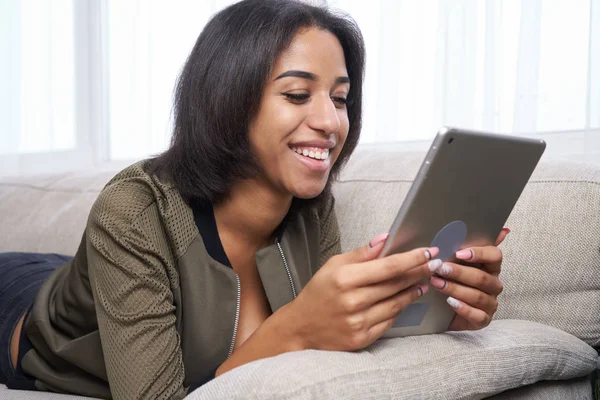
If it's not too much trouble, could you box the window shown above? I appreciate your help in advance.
[2,0,598,177]
[329,0,599,160]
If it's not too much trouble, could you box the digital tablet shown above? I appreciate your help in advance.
[380,126,546,338]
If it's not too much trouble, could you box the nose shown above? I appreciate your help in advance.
[306,94,341,135]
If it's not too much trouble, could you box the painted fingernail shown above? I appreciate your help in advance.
[425,247,439,260]
[368,233,389,248]
[456,249,474,260]
[436,263,453,276]
[446,297,462,309]
[502,227,511,234]
[428,259,442,272]
[429,276,447,289]
[417,284,429,297]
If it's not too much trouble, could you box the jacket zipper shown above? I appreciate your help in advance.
[227,242,296,358]
[227,274,241,358]
[277,242,297,299]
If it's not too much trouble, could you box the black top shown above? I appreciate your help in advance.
[6,308,36,391]
[191,198,289,268]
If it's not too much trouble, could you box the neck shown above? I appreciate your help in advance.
[213,179,292,250]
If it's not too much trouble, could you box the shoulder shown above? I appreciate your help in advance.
[88,160,185,235]
[299,194,336,223]
[296,195,341,267]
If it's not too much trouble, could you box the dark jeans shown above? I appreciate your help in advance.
[0,252,72,384]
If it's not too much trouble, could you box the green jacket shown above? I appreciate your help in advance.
[22,161,341,399]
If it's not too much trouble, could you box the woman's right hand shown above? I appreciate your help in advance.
[279,234,441,352]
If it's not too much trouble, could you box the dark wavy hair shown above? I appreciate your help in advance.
[148,0,365,209]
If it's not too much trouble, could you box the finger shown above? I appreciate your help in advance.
[347,247,440,287]
[494,228,511,246]
[432,262,504,296]
[343,264,436,311]
[445,296,492,329]
[455,246,503,275]
[332,233,390,267]
[367,318,397,344]
[429,276,499,315]
[365,284,429,329]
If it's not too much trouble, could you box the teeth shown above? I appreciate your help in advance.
[291,146,329,160]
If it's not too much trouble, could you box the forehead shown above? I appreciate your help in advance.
[271,28,348,79]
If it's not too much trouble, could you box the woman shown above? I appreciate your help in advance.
[0,0,506,398]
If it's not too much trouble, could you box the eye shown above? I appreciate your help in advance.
[331,96,347,108]
[283,93,310,104]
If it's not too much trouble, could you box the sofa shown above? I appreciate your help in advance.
[0,147,599,399]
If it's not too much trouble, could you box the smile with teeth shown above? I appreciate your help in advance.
[290,146,330,160]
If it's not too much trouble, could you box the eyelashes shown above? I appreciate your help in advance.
[331,96,348,106]
[283,93,310,103]
[283,93,347,107]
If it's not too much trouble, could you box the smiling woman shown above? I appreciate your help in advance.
[0,1,507,399]
[247,28,351,200]
[147,1,364,211]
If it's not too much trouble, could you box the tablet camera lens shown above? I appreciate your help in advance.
[448,137,454,144]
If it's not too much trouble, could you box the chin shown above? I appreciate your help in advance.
[289,182,327,200]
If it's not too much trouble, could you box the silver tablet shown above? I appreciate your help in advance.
[380,126,546,338]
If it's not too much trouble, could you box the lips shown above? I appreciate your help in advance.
[290,147,331,172]
[290,146,330,161]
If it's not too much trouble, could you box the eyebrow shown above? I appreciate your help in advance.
[274,70,350,85]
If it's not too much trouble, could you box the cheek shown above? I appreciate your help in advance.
[254,106,300,146]
[249,113,296,173]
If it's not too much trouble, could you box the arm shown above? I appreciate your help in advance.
[86,185,187,400]
[215,241,436,378]
[214,195,368,379]
[214,305,304,377]
[215,196,342,377]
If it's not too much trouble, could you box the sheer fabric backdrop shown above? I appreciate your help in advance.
[329,0,599,159]
[0,0,598,176]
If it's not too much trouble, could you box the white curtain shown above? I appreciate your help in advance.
[1,0,598,176]
[0,0,83,176]
[0,0,76,155]
[328,0,599,159]
[106,0,240,160]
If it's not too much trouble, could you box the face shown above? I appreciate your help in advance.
[248,27,350,200]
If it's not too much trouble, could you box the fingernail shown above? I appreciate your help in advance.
[417,284,429,296]
[428,259,442,272]
[429,276,446,289]
[447,297,462,309]
[502,227,511,234]
[368,233,389,248]
[425,247,439,260]
[455,249,474,260]
[436,263,453,276]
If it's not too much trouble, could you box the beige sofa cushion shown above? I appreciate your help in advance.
[1,149,599,349]
[333,149,600,347]
[189,320,597,400]
[487,376,593,400]
[2,321,595,399]
[0,170,115,255]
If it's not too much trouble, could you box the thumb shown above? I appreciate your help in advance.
[336,233,389,265]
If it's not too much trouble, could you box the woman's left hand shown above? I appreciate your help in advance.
[429,228,510,331]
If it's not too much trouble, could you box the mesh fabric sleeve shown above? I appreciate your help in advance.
[86,182,187,400]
